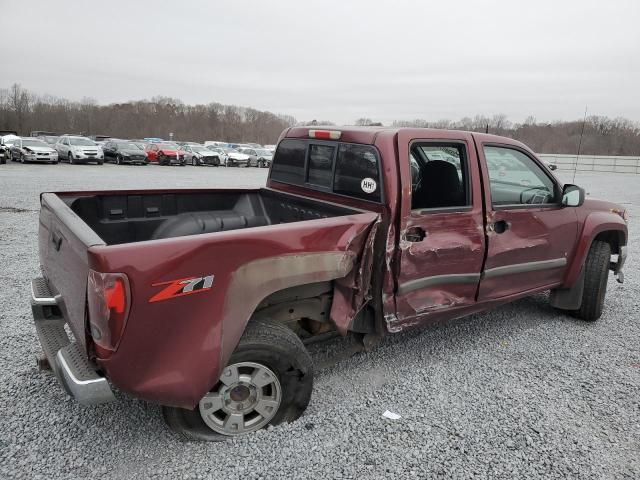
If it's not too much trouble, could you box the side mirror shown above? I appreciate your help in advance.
[561,184,585,207]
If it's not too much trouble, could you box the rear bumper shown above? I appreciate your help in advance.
[31,277,115,405]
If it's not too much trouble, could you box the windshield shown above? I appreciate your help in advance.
[42,136,59,144]
[223,148,239,153]
[255,149,271,156]
[191,146,210,153]
[23,139,49,148]
[158,143,179,150]
[69,137,96,146]
[116,142,142,150]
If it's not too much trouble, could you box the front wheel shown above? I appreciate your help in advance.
[572,240,611,321]
[116,155,122,165]
[162,320,313,441]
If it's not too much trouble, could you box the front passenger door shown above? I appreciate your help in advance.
[476,141,578,300]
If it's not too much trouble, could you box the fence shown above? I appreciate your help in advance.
[538,154,640,174]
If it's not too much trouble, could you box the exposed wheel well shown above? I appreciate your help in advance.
[593,230,623,255]
[251,281,378,338]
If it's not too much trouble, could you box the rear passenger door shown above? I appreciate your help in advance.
[475,140,578,300]
[394,132,486,322]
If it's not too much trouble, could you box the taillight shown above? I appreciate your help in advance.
[87,270,131,356]
[308,129,341,140]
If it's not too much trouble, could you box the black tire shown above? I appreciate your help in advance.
[158,154,166,165]
[20,153,25,164]
[116,155,123,165]
[98,160,104,165]
[192,157,198,166]
[572,240,611,321]
[162,320,313,441]
[68,152,74,164]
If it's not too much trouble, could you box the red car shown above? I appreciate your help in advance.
[31,127,627,440]
[145,142,187,165]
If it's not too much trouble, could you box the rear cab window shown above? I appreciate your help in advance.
[270,138,382,202]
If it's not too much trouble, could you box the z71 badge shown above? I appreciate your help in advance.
[149,275,215,303]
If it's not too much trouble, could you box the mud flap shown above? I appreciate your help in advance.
[550,267,585,310]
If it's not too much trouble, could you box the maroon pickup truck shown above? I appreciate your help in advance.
[32,127,628,440]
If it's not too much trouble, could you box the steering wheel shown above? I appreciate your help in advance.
[519,187,552,205]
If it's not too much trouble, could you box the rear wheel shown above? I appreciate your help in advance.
[162,320,313,441]
[68,152,74,164]
[572,240,611,321]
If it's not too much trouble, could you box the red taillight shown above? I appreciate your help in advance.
[87,270,131,357]
[308,129,341,140]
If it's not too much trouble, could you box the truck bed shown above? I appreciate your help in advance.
[62,188,358,245]
[37,187,378,406]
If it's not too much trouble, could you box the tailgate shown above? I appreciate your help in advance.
[39,193,105,348]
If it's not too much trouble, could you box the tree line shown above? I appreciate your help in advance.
[0,84,296,145]
[382,114,640,156]
[1,84,639,155]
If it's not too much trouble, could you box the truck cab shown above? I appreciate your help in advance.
[31,126,628,440]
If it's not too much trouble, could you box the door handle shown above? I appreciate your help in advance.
[492,220,509,234]
[404,226,426,242]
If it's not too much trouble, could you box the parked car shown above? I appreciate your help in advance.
[9,137,59,164]
[144,142,186,166]
[205,147,229,165]
[220,147,250,167]
[239,147,273,168]
[0,134,19,164]
[54,136,104,164]
[103,140,149,165]
[182,144,222,166]
[204,141,227,149]
[91,135,112,148]
[30,127,627,440]
[37,135,60,146]
[30,130,58,138]
[263,144,276,153]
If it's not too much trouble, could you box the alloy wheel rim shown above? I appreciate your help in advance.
[198,361,281,436]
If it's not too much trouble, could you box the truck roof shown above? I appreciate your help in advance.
[283,126,530,151]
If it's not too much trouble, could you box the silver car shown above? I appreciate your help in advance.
[10,137,59,164]
[239,148,273,168]
[55,136,104,164]
[182,144,223,166]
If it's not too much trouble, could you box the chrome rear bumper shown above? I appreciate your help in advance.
[31,277,115,405]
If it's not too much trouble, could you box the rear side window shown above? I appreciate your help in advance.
[271,139,306,184]
[334,143,381,201]
[270,139,382,203]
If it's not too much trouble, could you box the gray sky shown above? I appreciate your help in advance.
[2,0,639,124]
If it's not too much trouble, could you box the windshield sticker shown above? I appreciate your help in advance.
[361,178,377,194]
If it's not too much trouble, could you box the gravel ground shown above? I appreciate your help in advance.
[0,162,638,479]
